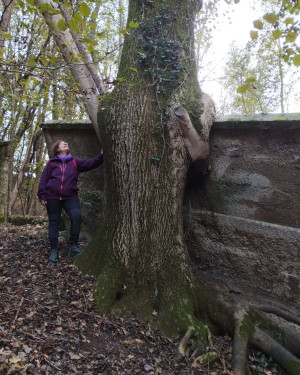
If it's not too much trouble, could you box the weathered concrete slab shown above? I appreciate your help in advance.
[185,209,300,313]
[185,113,300,229]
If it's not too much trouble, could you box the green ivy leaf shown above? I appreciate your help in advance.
[25,0,35,6]
[292,54,300,66]
[253,20,263,30]
[39,56,48,65]
[0,32,13,39]
[286,31,297,43]
[74,13,83,24]
[79,3,91,17]
[57,19,67,31]
[250,30,258,40]
[236,84,250,94]
[130,67,138,72]
[39,3,56,14]
[27,56,36,67]
[245,77,256,83]
[69,19,80,33]
[263,13,278,25]
[284,17,294,25]
[129,21,139,28]
[272,30,282,39]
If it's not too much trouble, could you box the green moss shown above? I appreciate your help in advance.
[250,310,285,343]
[0,214,5,223]
[75,221,109,276]
[93,263,123,313]
[239,313,254,342]
[284,360,300,375]
[7,216,47,226]
[158,293,207,338]
[180,89,204,133]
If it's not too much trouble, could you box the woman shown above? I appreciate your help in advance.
[38,140,103,263]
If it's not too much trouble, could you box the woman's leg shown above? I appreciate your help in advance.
[46,199,62,262]
[46,199,62,249]
[62,197,82,246]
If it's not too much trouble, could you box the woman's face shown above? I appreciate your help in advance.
[57,141,69,154]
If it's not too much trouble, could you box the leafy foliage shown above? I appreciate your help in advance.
[251,0,300,66]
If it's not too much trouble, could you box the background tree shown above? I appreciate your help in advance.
[222,36,298,114]
[225,0,300,114]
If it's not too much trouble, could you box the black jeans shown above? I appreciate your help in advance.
[46,197,82,249]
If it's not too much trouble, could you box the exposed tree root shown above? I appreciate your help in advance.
[178,326,194,356]
[252,328,300,375]
[251,302,300,325]
[191,281,300,375]
[232,307,249,375]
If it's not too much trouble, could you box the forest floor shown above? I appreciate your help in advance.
[0,222,282,375]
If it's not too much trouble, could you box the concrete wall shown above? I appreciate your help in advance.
[184,113,300,314]
[41,113,300,313]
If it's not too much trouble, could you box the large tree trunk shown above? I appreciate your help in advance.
[77,0,212,336]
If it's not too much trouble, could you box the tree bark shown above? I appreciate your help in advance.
[0,0,14,51]
[0,141,12,220]
[76,0,212,336]
[9,129,41,212]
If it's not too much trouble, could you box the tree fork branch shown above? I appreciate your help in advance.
[252,328,300,375]
[174,106,209,163]
[58,3,106,96]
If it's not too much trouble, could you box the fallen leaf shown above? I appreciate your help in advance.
[144,364,154,371]
[9,355,21,364]
[69,353,81,360]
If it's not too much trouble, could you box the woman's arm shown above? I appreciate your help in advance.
[37,161,51,202]
[74,152,104,173]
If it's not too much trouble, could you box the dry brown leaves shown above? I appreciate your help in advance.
[0,223,234,375]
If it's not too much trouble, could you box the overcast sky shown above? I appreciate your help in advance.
[200,2,259,113]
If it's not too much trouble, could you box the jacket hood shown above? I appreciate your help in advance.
[50,153,73,162]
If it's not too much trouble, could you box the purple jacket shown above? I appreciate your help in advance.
[38,153,103,201]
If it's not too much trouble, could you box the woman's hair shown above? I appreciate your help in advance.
[52,140,64,156]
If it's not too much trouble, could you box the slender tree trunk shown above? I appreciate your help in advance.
[26,139,45,216]
[36,0,102,140]
[77,0,213,336]
[9,129,41,212]
[0,0,14,50]
[0,141,13,220]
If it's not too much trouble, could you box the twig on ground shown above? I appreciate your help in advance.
[12,297,24,324]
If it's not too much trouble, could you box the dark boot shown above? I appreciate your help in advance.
[49,249,58,263]
[68,244,83,257]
